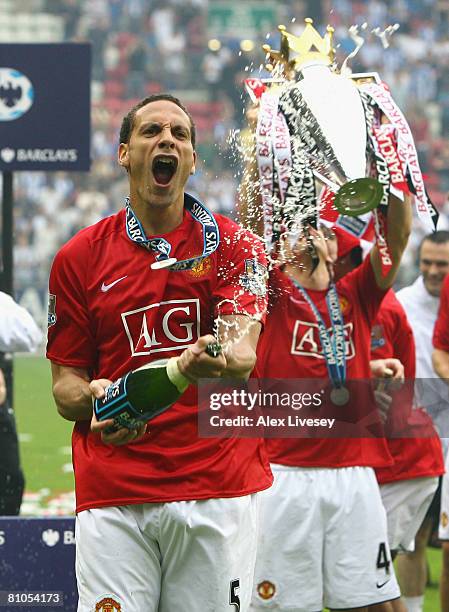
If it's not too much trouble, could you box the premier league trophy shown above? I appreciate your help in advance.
[246,19,438,265]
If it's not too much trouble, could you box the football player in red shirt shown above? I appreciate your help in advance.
[433,273,449,612]
[334,231,444,555]
[433,273,449,381]
[371,290,444,612]
[47,94,273,612]
[248,184,412,610]
[329,230,444,612]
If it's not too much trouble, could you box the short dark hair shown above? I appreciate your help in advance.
[419,230,449,257]
[119,93,196,148]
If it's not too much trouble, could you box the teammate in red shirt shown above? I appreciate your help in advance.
[330,230,445,612]
[371,290,443,499]
[47,94,272,612]
[250,181,412,610]
[433,274,449,612]
[371,290,443,570]
[332,231,444,549]
[433,273,449,372]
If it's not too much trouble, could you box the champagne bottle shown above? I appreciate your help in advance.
[94,342,221,432]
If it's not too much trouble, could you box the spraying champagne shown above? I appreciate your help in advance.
[94,342,221,432]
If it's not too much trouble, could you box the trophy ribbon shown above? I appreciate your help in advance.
[255,89,293,253]
[244,77,267,103]
[372,124,409,195]
[357,90,393,276]
[278,84,328,236]
[272,111,292,206]
[360,82,439,231]
[256,91,283,252]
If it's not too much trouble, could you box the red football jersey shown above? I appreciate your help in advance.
[47,206,272,512]
[371,290,444,484]
[256,256,393,468]
[433,274,449,351]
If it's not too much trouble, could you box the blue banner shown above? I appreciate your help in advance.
[0,44,91,171]
[0,517,77,611]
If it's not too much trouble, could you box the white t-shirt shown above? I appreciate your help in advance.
[397,276,439,379]
[397,276,449,443]
[0,292,42,352]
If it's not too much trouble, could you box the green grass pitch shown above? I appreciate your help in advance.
[14,355,74,497]
[12,355,444,609]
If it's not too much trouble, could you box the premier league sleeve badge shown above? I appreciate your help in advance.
[47,293,57,327]
[240,259,268,297]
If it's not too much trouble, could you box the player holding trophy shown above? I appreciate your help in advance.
[239,19,427,611]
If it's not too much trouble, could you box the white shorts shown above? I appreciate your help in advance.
[440,450,449,540]
[380,476,439,552]
[76,494,259,612]
[251,465,400,611]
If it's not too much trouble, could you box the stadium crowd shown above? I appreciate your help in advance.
[3,0,449,325]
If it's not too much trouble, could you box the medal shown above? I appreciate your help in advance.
[333,177,383,217]
[330,386,350,406]
[151,257,178,270]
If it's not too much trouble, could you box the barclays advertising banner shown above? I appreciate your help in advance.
[0,517,77,611]
[0,44,91,171]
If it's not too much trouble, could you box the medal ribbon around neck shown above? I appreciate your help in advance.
[292,280,347,392]
[125,192,220,271]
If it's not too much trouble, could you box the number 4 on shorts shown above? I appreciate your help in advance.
[376,542,391,575]
[229,578,240,610]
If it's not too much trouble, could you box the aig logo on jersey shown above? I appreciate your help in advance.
[122,299,200,356]
[292,320,355,360]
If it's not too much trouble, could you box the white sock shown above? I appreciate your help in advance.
[403,595,424,612]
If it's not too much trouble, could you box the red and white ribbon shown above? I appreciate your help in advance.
[255,90,292,252]
[256,91,279,251]
[372,124,409,195]
[361,82,438,230]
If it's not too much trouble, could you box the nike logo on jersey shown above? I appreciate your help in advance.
[376,579,391,589]
[101,276,128,292]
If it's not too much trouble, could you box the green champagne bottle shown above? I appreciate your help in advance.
[94,342,221,432]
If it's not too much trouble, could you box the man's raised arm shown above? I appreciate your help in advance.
[370,193,413,289]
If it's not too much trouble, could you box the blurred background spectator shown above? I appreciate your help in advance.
[0,0,448,331]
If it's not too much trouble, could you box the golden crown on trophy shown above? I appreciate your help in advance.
[263,19,335,75]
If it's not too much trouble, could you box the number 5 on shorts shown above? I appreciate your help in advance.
[229,578,240,610]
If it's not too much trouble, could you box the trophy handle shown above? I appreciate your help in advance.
[333,178,384,217]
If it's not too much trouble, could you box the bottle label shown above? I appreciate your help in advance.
[94,374,144,430]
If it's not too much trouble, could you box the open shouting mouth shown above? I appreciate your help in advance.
[152,155,178,186]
